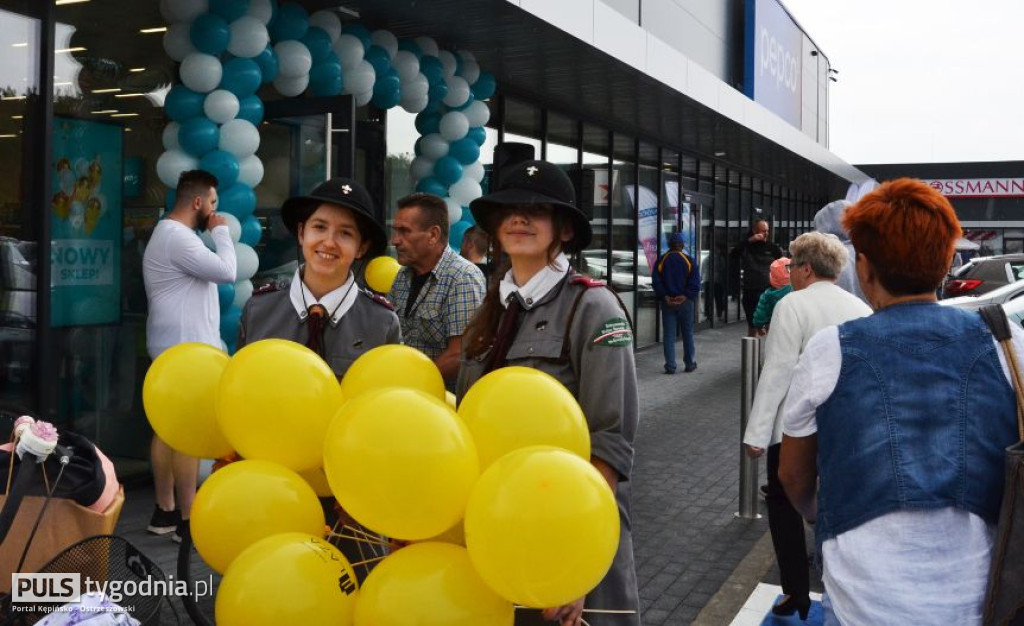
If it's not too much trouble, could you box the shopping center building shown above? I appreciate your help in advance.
[0,0,868,462]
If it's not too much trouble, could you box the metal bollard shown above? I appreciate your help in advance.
[736,336,762,519]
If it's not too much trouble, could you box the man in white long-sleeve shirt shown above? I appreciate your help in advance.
[143,169,236,540]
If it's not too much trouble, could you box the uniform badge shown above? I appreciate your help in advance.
[591,317,632,347]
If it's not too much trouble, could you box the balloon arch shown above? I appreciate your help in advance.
[155,0,497,351]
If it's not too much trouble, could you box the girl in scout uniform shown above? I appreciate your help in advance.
[237,177,401,374]
[457,160,640,626]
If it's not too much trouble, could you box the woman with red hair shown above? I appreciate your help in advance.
[779,178,1021,624]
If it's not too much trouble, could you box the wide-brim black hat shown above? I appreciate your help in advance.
[281,178,387,258]
[469,160,592,252]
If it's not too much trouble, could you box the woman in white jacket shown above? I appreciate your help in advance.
[742,232,872,620]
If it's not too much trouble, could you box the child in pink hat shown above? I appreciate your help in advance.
[752,257,793,332]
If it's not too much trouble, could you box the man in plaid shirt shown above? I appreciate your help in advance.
[389,193,486,388]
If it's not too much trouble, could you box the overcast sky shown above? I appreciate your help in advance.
[781,0,1024,165]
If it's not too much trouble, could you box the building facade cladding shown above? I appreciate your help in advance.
[860,162,1024,255]
[0,0,847,462]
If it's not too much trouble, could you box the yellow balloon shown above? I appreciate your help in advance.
[324,388,479,540]
[458,367,590,470]
[419,519,465,546]
[340,344,445,402]
[142,343,233,458]
[216,533,358,626]
[354,542,513,626]
[192,460,325,574]
[216,339,344,471]
[464,446,619,608]
[364,256,401,294]
[300,467,333,498]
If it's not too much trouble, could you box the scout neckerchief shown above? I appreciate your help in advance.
[298,268,357,358]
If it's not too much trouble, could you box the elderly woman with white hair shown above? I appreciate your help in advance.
[743,231,872,620]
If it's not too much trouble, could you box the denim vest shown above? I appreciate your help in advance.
[815,302,1017,546]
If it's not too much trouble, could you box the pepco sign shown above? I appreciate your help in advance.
[744,0,803,129]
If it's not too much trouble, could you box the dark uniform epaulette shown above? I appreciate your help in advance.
[570,274,606,288]
[362,288,394,310]
[252,283,279,296]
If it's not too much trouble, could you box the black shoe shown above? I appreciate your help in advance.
[664,366,676,375]
[772,594,810,620]
[147,506,180,536]
[171,519,189,544]
[684,363,697,373]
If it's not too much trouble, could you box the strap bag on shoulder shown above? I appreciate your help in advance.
[978,304,1024,626]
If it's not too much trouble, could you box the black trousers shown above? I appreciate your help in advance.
[742,289,765,327]
[766,444,810,599]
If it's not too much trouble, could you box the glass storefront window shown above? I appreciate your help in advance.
[580,125,608,283]
[634,143,660,347]
[611,134,636,321]
[385,107,417,229]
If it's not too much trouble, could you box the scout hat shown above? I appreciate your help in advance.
[469,160,592,252]
[281,178,387,258]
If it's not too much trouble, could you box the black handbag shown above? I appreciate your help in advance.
[978,304,1024,626]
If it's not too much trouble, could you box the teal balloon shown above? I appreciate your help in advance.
[253,46,279,83]
[415,111,441,135]
[467,126,487,147]
[415,177,447,197]
[200,150,240,188]
[220,307,242,344]
[413,137,423,156]
[218,283,236,310]
[471,71,497,100]
[220,57,262,97]
[397,39,422,59]
[449,137,480,165]
[210,0,249,21]
[419,56,444,85]
[218,183,257,219]
[240,215,262,246]
[309,57,343,96]
[342,23,372,50]
[461,207,475,225]
[300,27,333,63]
[449,220,472,252]
[190,13,231,55]
[165,85,205,122]
[269,3,308,42]
[237,95,265,125]
[178,117,220,157]
[371,69,401,109]
[165,189,177,211]
[427,81,448,105]
[434,156,463,186]
[364,45,391,76]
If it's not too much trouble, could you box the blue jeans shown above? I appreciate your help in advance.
[661,298,695,372]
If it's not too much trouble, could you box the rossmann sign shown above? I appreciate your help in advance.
[923,178,1024,198]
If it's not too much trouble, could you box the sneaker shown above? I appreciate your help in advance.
[171,519,189,544]
[663,366,676,375]
[147,506,180,536]
[684,363,698,373]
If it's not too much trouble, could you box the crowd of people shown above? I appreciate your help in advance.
[142,164,1019,625]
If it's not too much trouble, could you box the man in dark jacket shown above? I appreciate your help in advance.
[732,219,783,336]
[653,233,701,373]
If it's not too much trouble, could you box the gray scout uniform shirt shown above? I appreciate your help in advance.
[238,271,401,378]
[457,271,641,626]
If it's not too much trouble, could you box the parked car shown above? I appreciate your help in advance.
[939,278,1024,311]
[943,254,1024,298]
[1002,296,1024,330]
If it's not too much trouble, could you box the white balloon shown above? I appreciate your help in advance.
[457,50,477,65]
[273,73,309,97]
[393,50,420,83]
[199,229,215,250]
[404,73,429,97]
[203,89,240,124]
[442,76,470,108]
[227,16,269,59]
[400,92,428,114]
[238,155,265,187]
[344,60,375,95]
[156,149,199,189]
[162,122,181,151]
[274,40,313,78]
[246,0,274,24]
[460,60,481,85]
[464,100,491,127]
[160,0,207,23]
[232,279,254,308]
[309,10,342,42]
[333,34,365,70]
[439,111,469,142]
[414,36,439,58]
[355,89,373,107]
[234,243,259,280]
[218,119,260,158]
[420,133,449,161]
[437,50,457,77]
[410,156,435,181]
[449,177,482,206]
[444,197,462,226]
[370,30,398,59]
[163,23,195,63]
[464,161,485,184]
[180,53,223,93]
[221,212,242,242]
